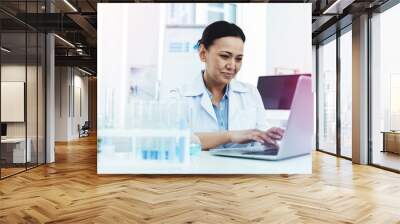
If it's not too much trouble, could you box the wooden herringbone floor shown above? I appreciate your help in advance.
[1,134,400,224]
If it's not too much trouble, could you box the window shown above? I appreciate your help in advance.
[167,3,237,26]
[317,37,337,155]
[207,3,236,24]
[371,3,400,171]
[339,29,352,158]
[0,1,46,179]
[166,4,196,25]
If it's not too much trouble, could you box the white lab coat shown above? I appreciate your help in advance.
[169,74,269,133]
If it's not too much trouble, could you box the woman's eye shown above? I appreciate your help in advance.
[220,55,229,59]
[236,58,242,62]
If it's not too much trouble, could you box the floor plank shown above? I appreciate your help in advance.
[1,135,400,223]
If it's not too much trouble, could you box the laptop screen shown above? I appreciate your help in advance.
[257,74,310,110]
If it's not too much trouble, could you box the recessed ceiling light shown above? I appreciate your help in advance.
[54,34,75,48]
[78,67,92,76]
[1,47,11,53]
[63,0,78,12]
[322,0,354,15]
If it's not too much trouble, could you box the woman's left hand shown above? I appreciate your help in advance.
[264,127,285,146]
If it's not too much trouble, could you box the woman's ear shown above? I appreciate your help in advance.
[198,44,207,62]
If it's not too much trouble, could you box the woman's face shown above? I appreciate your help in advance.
[199,36,244,86]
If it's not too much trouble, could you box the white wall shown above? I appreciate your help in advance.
[55,67,89,141]
[126,4,163,69]
[72,74,89,137]
[1,64,46,162]
[235,4,267,86]
[265,4,312,76]
[160,26,204,98]
[1,65,37,137]
[1,65,26,81]
[98,3,164,128]
[55,67,68,141]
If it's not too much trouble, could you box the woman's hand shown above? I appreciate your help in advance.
[195,128,285,150]
[228,127,285,146]
[264,127,285,146]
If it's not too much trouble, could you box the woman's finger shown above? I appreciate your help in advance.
[264,136,277,145]
[252,135,265,144]
[269,127,284,135]
[253,131,270,143]
[273,128,285,136]
[267,132,282,140]
[252,131,278,146]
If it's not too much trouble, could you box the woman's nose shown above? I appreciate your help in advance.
[226,59,235,70]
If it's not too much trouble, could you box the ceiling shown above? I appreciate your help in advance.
[0,0,393,75]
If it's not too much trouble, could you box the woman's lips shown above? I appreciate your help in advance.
[221,72,234,78]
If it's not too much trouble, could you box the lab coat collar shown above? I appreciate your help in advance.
[205,82,229,100]
[181,72,248,97]
[182,72,249,125]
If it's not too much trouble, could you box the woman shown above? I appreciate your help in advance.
[171,21,284,150]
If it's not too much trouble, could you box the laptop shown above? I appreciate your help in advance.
[210,76,314,160]
[257,74,308,110]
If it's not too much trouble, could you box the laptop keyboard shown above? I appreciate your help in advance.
[242,148,279,156]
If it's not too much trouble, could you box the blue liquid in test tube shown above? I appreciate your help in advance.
[176,117,187,163]
[142,150,148,160]
[151,150,157,160]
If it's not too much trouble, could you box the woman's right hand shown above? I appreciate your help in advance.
[228,129,276,145]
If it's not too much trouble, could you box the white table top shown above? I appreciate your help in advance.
[97,151,311,174]
[1,138,27,143]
